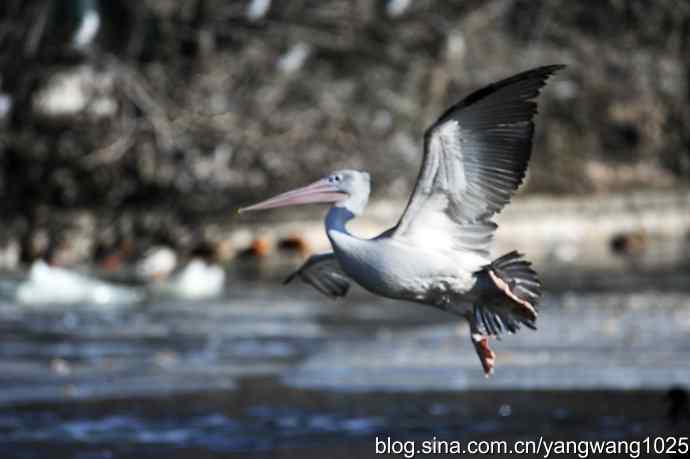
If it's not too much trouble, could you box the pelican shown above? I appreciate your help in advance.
[240,65,564,375]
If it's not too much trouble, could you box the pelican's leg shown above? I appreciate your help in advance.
[465,313,495,377]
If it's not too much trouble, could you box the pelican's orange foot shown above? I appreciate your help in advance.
[471,333,495,377]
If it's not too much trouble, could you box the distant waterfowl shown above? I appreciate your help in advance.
[610,231,648,256]
[241,66,564,375]
[278,234,312,258]
[0,237,20,271]
[238,238,272,259]
[138,246,226,300]
[152,258,226,300]
[136,246,178,281]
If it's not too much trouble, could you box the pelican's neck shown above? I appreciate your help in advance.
[325,206,355,236]
[325,206,362,260]
[326,175,370,247]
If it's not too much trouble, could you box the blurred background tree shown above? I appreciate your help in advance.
[1,0,689,223]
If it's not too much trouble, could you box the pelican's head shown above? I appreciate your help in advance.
[239,169,371,215]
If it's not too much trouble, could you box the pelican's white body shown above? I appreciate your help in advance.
[326,207,483,312]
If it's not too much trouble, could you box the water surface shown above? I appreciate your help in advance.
[0,273,688,458]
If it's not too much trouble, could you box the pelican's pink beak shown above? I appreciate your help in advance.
[238,178,347,213]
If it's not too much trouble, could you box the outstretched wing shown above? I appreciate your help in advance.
[392,65,564,259]
[284,253,351,298]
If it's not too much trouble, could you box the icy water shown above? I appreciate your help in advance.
[0,271,689,458]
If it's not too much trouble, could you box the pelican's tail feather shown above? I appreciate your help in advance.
[474,251,542,336]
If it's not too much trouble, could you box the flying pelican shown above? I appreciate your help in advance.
[240,65,564,375]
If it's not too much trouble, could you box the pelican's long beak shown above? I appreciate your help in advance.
[238,179,347,213]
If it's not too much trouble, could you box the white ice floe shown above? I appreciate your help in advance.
[16,261,143,306]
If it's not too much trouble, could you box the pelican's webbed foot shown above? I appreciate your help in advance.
[466,315,495,376]
[471,332,495,376]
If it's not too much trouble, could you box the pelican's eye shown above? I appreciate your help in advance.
[329,175,342,183]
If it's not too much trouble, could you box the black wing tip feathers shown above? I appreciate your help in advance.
[521,64,567,76]
[470,64,567,102]
[487,63,566,87]
[539,64,567,73]
[432,64,566,130]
